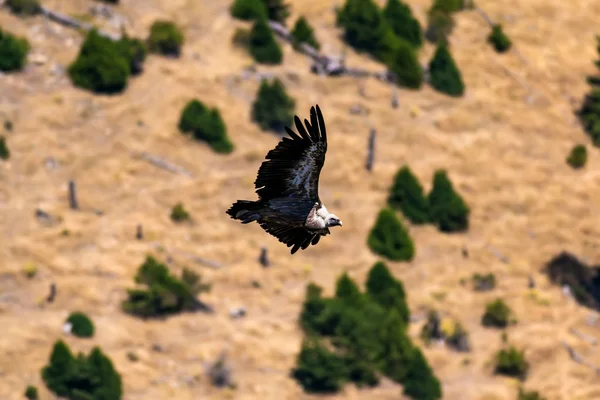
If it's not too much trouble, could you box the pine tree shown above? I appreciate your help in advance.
[388,165,429,224]
[291,339,348,393]
[382,0,423,48]
[365,261,410,323]
[41,340,75,397]
[0,136,9,160]
[251,78,295,132]
[429,42,465,96]
[427,170,469,232]
[367,208,415,261]
[291,16,320,50]
[0,27,30,72]
[402,348,443,400]
[376,309,414,382]
[578,36,600,146]
[487,24,512,53]
[335,273,363,303]
[178,100,234,153]
[249,18,283,64]
[261,0,290,25]
[230,0,268,21]
[387,39,423,89]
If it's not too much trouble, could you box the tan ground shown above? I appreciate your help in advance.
[1,0,600,399]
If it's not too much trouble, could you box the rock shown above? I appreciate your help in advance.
[29,53,48,65]
[63,322,73,335]
[229,307,247,319]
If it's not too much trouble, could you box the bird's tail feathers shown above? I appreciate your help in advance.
[226,200,261,224]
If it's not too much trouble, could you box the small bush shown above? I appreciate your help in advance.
[66,311,95,338]
[473,273,496,292]
[249,18,283,64]
[170,202,190,222]
[24,385,38,400]
[429,42,465,96]
[0,136,9,160]
[232,27,251,48]
[6,0,40,16]
[420,310,442,344]
[147,20,184,57]
[262,0,290,25]
[387,39,423,89]
[42,340,122,399]
[518,388,546,400]
[428,169,469,232]
[118,35,147,75]
[291,339,348,393]
[178,99,234,153]
[230,0,267,21]
[367,208,415,261]
[382,0,423,48]
[425,9,455,44]
[251,78,295,132]
[68,30,130,94]
[122,255,210,318]
[482,298,512,328]
[388,165,429,224]
[494,346,528,379]
[488,24,512,53]
[430,0,464,13]
[566,144,587,169]
[0,27,30,72]
[291,16,320,50]
[445,322,470,352]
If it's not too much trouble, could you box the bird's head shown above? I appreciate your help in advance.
[326,214,343,228]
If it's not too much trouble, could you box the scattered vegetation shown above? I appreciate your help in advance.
[42,340,122,399]
[367,208,415,262]
[578,36,600,145]
[147,20,184,57]
[421,311,470,352]
[488,24,512,53]
[387,39,423,89]
[263,0,291,25]
[518,388,546,400]
[0,136,9,161]
[118,35,148,75]
[230,0,268,21]
[382,0,423,48]
[122,256,210,318]
[170,202,191,222]
[251,78,295,132]
[178,99,234,153]
[249,18,283,64]
[545,251,600,309]
[295,264,442,399]
[425,9,455,44]
[6,0,40,16]
[24,385,38,400]
[66,311,95,338]
[388,165,429,224]
[429,42,465,96]
[472,273,496,292]
[482,299,513,328]
[291,16,320,50]
[494,346,529,380]
[428,170,469,232]
[0,27,30,72]
[566,144,587,169]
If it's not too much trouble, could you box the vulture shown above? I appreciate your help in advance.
[226,105,342,254]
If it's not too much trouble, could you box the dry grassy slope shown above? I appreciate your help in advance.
[1,0,600,399]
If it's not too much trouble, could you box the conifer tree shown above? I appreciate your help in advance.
[578,36,600,145]
[429,42,465,97]
[388,165,429,224]
[291,16,320,50]
[366,261,410,323]
[251,78,295,132]
[382,0,423,48]
[249,18,283,64]
[428,170,469,232]
[367,208,415,261]
[387,39,423,89]
[402,348,443,400]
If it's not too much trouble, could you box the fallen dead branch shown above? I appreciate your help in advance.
[562,341,600,375]
[151,242,222,270]
[39,6,121,41]
[135,152,194,177]
[570,328,598,346]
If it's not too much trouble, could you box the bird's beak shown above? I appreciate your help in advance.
[336,220,343,227]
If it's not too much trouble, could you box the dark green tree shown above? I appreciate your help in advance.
[579,38,600,147]
[387,39,423,89]
[430,0,464,13]
[178,99,234,153]
[0,27,30,72]
[66,311,95,338]
[6,0,40,16]
[482,298,512,328]
[425,9,455,44]
[170,202,191,222]
[366,261,410,323]
[41,340,76,397]
[335,273,363,304]
[251,78,295,132]
[382,0,423,48]
[0,137,9,160]
[367,208,415,261]
[566,144,587,169]
[24,385,38,400]
[262,0,291,25]
[376,309,414,382]
[388,165,429,224]
[429,42,465,96]
[147,20,184,57]
[118,35,147,75]
[488,24,512,53]
[402,348,443,400]
[518,388,546,400]
[495,346,528,379]
[427,170,469,232]
[230,0,268,21]
[249,18,283,64]
[291,16,320,50]
[291,338,348,393]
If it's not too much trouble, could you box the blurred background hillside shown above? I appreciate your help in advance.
[1,0,600,399]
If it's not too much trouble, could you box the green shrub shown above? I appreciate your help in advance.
[494,346,528,379]
[0,137,9,160]
[367,208,415,261]
[566,144,587,169]
[430,0,464,13]
[488,24,512,53]
[66,311,95,338]
[122,255,210,318]
[170,202,190,222]
[291,339,348,393]
[6,0,40,16]
[118,35,147,75]
[68,30,130,94]
[249,18,283,64]
[230,0,267,21]
[262,0,290,25]
[472,273,496,291]
[482,298,512,328]
[178,99,234,153]
[0,27,30,72]
[377,309,415,383]
[427,170,469,232]
[579,89,600,145]
[402,348,443,400]
[429,42,465,96]
[251,78,295,132]
[291,16,320,50]
[147,20,184,57]
[366,261,410,323]
[41,340,122,399]
[382,0,423,48]
[425,9,455,44]
[420,310,442,344]
[387,39,423,89]
[24,385,38,400]
[388,165,429,224]
[335,273,363,303]
[518,388,546,400]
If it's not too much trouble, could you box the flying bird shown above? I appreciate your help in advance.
[226,105,342,254]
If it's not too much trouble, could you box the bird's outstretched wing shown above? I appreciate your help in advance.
[254,105,327,202]
[258,219,331,254]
